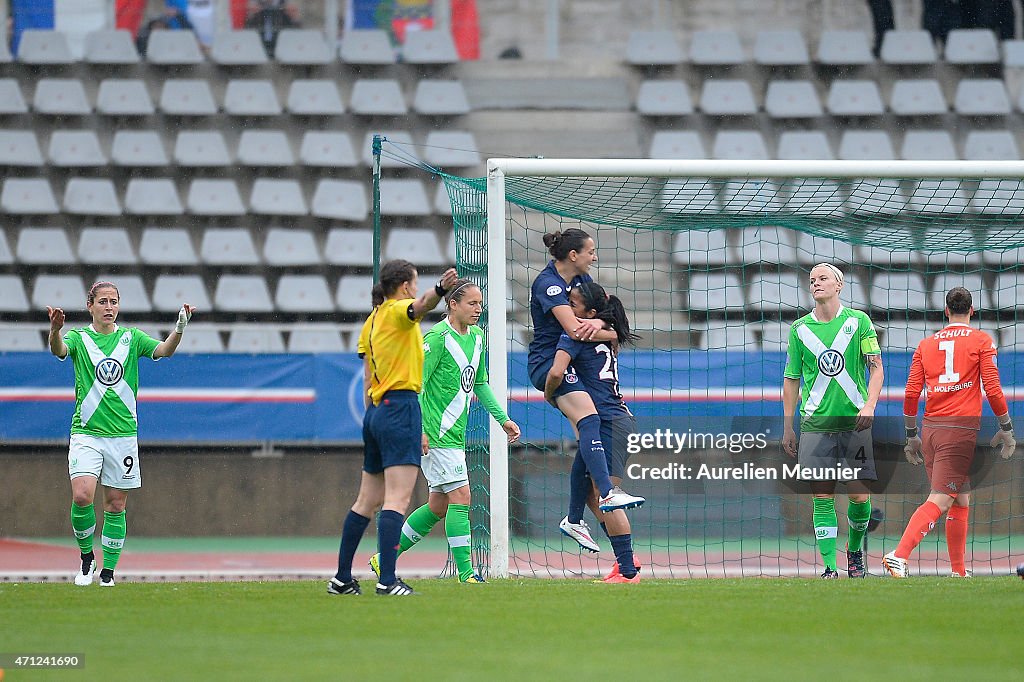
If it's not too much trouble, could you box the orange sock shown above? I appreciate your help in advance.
[945,506,970,576]
[895,501,943,560]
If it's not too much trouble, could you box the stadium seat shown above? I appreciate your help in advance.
[224,79,282,116]
[0,35,9,62]
[0,327,44,351]
[423,131,480,168]
[972,179,1024,214]
[859,244,915,268]
[96,79,155,115]
[227,326,285,353]
[124,178,184,215]
[713,130,768,160]
[660,179,718,214]
[237,130,294,166]
[84,30,139,64]
[350,79,407,115]
[883,322,934,351]
[211,31,268,65]
[153,274,210,311]
[200,228,260,265]
[174,131,232,166]
[140,229,198,265]
[649,131,705,159]
[749,271,804,312]
[435,184,452,215]
[793,232,855,266]
[764,80,822,118]
[337,274,375,313]
[1004,39,1024,66]
[214,275,273,312]
[384,227,445,265]
[826,80,885,116]
[722,180,782,214]
[0,275,30,311]
[299,131,358,168]
[880,30,938,64]
[0,79,29,114]
[78,227,137,265]
[111,131,167,167]
[918,244,983,268]
[698,321,757,350]
[31,274,85,309]
[96,274,150,312]
[929,273,989,310]
[954,79,1011,115]
[263,229,320,266]
[777,131,833,160]
[187,179,246,216]
[286,80,345,115]
[63,178,120,215]
[311,179,367,221]
[274,29,334,65]
[945,28,999,64]
[700,80,758,115]
[402,29,459,65]
[288,325,346,353]
[838,130,895,160]
[361,131,417,167]
[846,178,905,213]
[736,226,795,264]
[325,229,373,265]
[48,130,106,167]
[0,130,44,166]
[160,79,218,115]
[816,30,874,65]
[636,80,694,115]
[871,272,926,311]
[379,179,431,216]
[626,30,684,65]
[413,79,471,115]
[759,322,791,351]
[997,324,1024,350]
[0,230,12,264]
[174,324,225,352]
[900,130,957,160]
[964,130,1019,160]
[275,275,335,312]
[754,30,810,65]
[250,179,307,216]
[18,30,74,64]
[908,179,969,213]
[992,272,1024,309]
[890,79,947,115]
[689,30,744,65]
[2,178,60,214]
[786,179,843,215]
[688,272,745,310]
[339,29,396,64]
[146,29,205,64]
[33,78,91,115]
[16,227,75,264]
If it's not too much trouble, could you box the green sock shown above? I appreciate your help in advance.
[101,510,126,571]
[812,497,838,571]
[398,504,441,554]
[446,504,473,581]
[70,502,96,554]
[847,497,871,553]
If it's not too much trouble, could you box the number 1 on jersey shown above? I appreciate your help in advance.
[938,340,961,384]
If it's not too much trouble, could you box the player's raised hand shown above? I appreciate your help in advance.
[503,420,521,444]
[438,268,459,291]
[990,430,1016,460]
[174,304,196,333]
[903,436,924,465]
[47,306,65,331]
[782,429,798,458]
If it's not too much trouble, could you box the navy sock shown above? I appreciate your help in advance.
[376,509,404,586]
[600,522,610,540]
[576,415,613,496]
[567,450,589,524]
[610,533,637,578]
[335,510,370,582]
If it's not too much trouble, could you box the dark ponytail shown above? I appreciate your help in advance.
[542,228,591,261]
[577,281,640,347]
[378,259,417,297]
[371,283,385,308]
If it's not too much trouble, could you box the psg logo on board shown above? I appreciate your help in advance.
[461,366,476,393]
[95,358,124,386]
[817,349,845,377]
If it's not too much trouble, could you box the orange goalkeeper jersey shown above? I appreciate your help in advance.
[903,323,1008,427]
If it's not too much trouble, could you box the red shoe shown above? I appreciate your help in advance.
[603,557,642,581]
[600,571,641,584]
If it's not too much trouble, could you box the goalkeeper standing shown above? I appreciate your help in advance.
[782,263,883,579]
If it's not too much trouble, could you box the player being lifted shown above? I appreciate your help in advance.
[369,278,521,583]
[782,264,883,579]
[883,287,1016,578]
[48,281,194,587]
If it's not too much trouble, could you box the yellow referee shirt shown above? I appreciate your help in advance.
[358,298,425,405]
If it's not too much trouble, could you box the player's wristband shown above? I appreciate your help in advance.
[434,282,448,297]
[1000,421,1014,432]
[905,427,918,439]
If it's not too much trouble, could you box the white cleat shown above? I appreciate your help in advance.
[559,516,600,553]
[100,577,115,587]
[74,555,96,586]
[598,487,645,512]
[882,551,909,578]
[950,570,972,578]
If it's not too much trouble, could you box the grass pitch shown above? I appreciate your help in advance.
[2,578,1022,681]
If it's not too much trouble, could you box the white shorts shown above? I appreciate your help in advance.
[421,447,469,494]
[68,434,142,489]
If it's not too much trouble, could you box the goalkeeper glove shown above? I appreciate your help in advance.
[990,428,1016,460]
[174,305,192,334]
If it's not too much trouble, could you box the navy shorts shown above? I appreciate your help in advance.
[601,415,637,480]
[529,359,588,400]
[362,390,423,474]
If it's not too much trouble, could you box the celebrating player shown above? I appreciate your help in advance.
[329,260,458,597]
[883,287,1015,578]
[529,229,645,525]
[369,278,520,583]
[782,263,883,579]
[545,282,643,583]
[48,281,194,587]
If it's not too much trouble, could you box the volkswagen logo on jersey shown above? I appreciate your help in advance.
[818,349,845,377]
[95,357,124,386]
[460,366,476,393]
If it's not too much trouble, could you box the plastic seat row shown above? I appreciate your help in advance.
[3,28,458,67]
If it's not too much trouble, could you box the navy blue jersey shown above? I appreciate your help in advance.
[527,260,592,376]
[555,334,631,420]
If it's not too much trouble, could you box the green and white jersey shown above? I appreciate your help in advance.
[421,320,508,450]
[62,325,160,438]
[784,306,881,433]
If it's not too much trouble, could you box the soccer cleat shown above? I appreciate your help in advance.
[882,551,909,578]
[368,553,381,579]
[846,546,867,578]
[950,570,973,578]
[600,571,641,584]
[99,568,115,587]
[461,574,486,584]
[820,567,840,580]
[598,487,646,512]
[74,553,96,586]
[327,577,362,595]
[375,578,415,596]
[559,516,600,553]
[604,556,642,581]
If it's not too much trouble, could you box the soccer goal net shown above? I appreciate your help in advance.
[438,159,1024,579]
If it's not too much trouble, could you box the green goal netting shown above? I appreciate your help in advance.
[438,159,1024,578]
